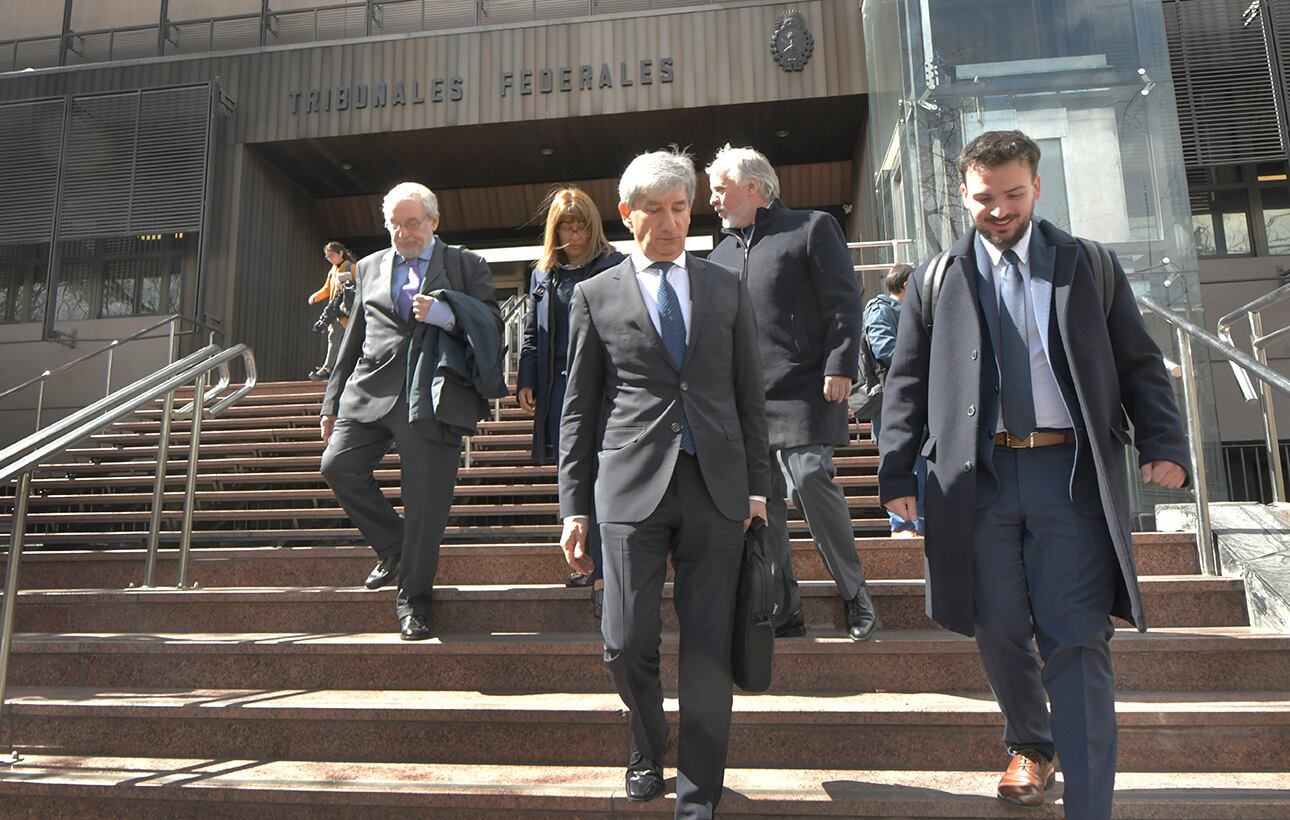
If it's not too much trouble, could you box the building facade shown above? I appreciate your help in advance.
[0,0,1286,510]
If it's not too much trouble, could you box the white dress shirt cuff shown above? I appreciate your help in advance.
[563,515,589,524]
[750,495,766,504]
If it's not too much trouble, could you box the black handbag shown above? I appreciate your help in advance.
[732,517,776,692]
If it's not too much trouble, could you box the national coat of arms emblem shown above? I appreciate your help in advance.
[770,10,814,72]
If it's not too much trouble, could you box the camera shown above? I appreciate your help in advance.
[312,298,343,334]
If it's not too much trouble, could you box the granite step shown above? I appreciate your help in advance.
[5,577,1248,635]
[7,628,1281,695]
[0,755,1285,818]
[4,687,1288,772]
[0,533,1201,590]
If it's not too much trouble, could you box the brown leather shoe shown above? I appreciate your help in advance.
[996,751,1057,807]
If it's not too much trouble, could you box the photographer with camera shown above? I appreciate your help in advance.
[308,241,357,381]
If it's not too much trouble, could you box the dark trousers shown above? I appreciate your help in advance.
[766,444,865,626]
[320,396,462,620]
[600,453,742,820]
[972,443,1118,820]
[545,371,603,581]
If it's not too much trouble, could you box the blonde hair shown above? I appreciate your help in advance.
[537,187,612,272]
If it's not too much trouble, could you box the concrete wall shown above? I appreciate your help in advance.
[0,0,64,39]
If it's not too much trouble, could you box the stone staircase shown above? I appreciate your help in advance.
[0,380,1287,817]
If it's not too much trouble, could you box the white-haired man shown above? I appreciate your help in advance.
[707,145,876,641]
[558,149,770,819]
[320,182,499,640]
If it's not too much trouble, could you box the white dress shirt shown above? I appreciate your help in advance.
[974,222,1074,433]
[630,250,691,340]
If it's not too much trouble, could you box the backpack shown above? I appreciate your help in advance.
[848,296,892,421]
[920,236,1115,335]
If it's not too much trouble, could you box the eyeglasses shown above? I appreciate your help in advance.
[557,222,590,236]
[388,219,426,232]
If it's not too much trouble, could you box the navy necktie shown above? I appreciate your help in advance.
[999,249,1036,438]
[650,261,695,455]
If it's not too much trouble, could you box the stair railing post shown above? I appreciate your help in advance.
[105,343,115,397]
[1249,310,1286,503]
[1176,327,1218,576]
[33,380,46,433]
[142,388,175,587]
[0,470,32,765]
[175,370,207,588]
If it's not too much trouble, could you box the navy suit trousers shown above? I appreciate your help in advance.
[972,443,1118,820]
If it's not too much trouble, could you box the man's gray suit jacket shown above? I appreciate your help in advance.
[558,254,772,524]
[321,239,496,426]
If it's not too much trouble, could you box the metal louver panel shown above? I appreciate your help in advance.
[1270,0,1290,148]
[58,85,209,240]
[1164,0,1286,166]
[131,86,209,233]
[59,94,138,240]
[0,98,64,244]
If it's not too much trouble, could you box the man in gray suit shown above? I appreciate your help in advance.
[879,131,1188,818]
[320,181,497,641]
[558,149,770,819]
[707,145,876,642]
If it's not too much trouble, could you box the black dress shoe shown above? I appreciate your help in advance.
[774,608,807,638]
[844,585,880,641]
[399,613,433,641]
[364,555,401,590]
[625,752,664,802]
[592,587,604,620]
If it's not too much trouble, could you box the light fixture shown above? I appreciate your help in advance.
[540,147,555,156]
[1258,173,1288,182]
[774,129,790,138]
[340,162,354,171]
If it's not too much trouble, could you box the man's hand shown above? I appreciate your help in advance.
[320,415,336,444]
[411,293,436,323]
[743,499,767,533]
[885,496,917,522]
[517,387,536,415]
[823,375,852,403]
[1141,460,1186,489]
[560,517,595,574]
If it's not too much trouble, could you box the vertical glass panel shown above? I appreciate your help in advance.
[1261,187,1290,255]
[0,265,19,322]
[1035,138,1071,233]
[55,262,94,320]
[1222,212,1252,255]
[101,260,138,317]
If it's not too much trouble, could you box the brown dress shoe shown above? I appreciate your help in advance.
[997,751,1057,806]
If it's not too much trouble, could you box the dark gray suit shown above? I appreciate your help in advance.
[559,253,769,820]
[709,200,866,619]
[321,239,496,620]
[878,220,1189,819]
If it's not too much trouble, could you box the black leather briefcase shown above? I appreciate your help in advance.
[732,517,776,692]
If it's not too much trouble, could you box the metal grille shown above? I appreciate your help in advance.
[59,86,209,241]
[1163,0,1286,166]
[132,87,209,234]
[0,99,64,245]
[1222,440,1290,502]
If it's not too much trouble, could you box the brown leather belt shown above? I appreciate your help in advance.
[994,429,1076,449]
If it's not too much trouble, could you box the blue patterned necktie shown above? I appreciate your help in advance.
[999,249,1037,438]
[650,261,696,455]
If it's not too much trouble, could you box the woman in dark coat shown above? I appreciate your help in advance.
[517,187,624,615]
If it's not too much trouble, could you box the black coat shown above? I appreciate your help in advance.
[877,220,1191,636]
[517,250,625,461]
[709,200,862,449]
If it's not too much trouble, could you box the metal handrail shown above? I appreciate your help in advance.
[1137,295,1290,576]
[1216,281,1290,503]
[848,238,915,273]
[0,314,219,434]
[0,342,256,763]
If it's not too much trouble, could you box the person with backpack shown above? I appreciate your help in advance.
[856,263,923,537]
[878,131,1189,818]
